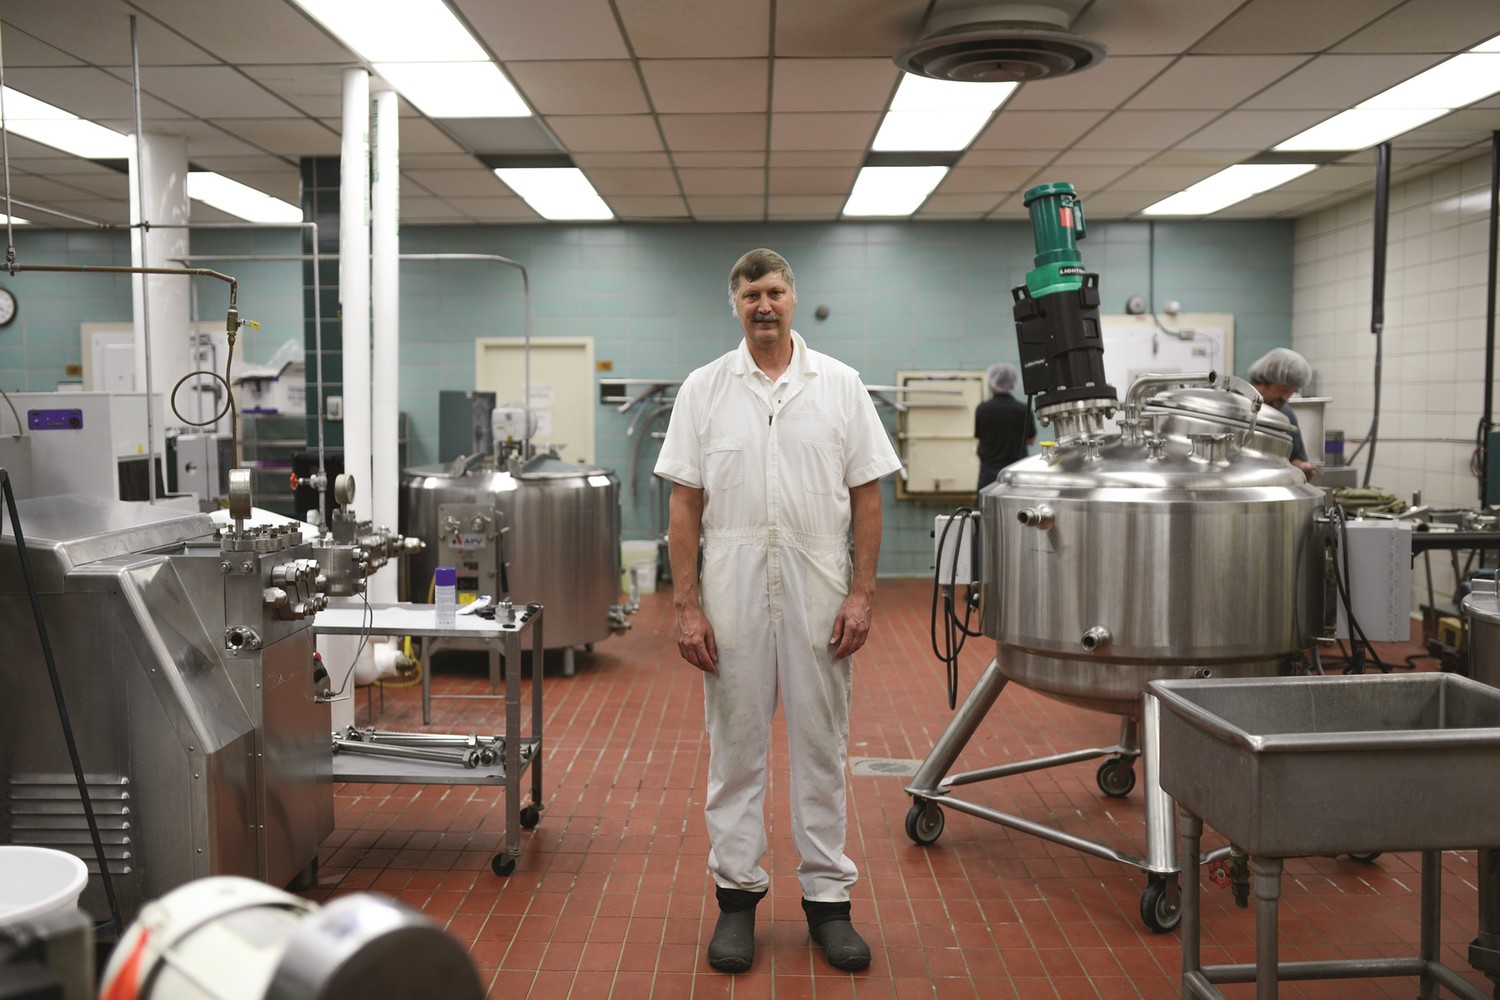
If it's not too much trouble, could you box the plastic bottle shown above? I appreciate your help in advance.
[434,566,457,627]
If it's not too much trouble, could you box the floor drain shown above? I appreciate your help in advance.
[849,757,922,777]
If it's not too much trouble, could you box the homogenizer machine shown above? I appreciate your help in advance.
[0,470,414,924]
[907,182,1327,931]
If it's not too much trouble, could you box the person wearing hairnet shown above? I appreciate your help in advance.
[974,361,1036,492]
[654,248,902,975]
[1247,347,1317,480]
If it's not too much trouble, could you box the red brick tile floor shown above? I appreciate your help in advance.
[304,579,1496,999]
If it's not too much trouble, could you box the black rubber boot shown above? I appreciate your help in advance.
[803,898,871,971]
[707,887,766,973]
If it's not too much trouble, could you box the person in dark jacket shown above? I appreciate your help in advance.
[1246,347,1317,481]
[974,361,1035,492]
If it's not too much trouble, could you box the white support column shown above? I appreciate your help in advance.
[127,131,189,451]
[340,67,372,521]
[370,87,400,605]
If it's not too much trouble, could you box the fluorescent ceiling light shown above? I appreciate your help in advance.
[1142,163,1318,216]
[1275,108,1448,151]
[842,166,948,217]
[495,168,613,221]
[187,172,303,224]
[373,62,528,118]
[0,215,29,225]
[1361,52,1500,110]
[290,0,487,62]
[1275,43,1500,152]
[0,88,132,159]
[872,74,1016,152]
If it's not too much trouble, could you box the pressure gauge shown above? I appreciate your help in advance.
[0,287,16,326]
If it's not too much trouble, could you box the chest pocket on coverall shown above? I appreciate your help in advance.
[704,437,744,490]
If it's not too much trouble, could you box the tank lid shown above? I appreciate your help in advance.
[515,454,611,480]
[1146,386,1293,434]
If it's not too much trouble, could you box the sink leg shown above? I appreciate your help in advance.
[1420,849,1442,1000]
[1251,855,1283,1000]
[1141,691,1176,874]
[1178,806,1203,999]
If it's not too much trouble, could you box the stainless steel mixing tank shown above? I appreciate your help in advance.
[907,374,1327,932]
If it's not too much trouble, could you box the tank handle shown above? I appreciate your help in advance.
[1121,370,1217,427]
[1218,375,1263,457]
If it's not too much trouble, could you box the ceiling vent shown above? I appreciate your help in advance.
[894,3,1106,83]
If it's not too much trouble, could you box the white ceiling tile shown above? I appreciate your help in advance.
[1173,110,1329,151]
[438,118,563,155]
[917,193,1006,215]
[404,170,511,198]
[1106,166,1223,193]
[768,113,878,151]
[398,119,471,156]
[1046,149,1156,167]
[5,65,186,121]
[141,66,301,118]
[1396,108,1500,148]
[586,169,683,197]
[1066,191,1156,218]
[660,114,767,152]
[767,167,857,195]
[507,62,650,116]
[1073,0,1245,57]
[771,59,898,113]
[935,166,1037,195]
[130,0,353,63]
[1032,165,1131,191]
[1272,165,1370,193]
[1,4,211,64]
[615,0,769,58]
[960,149,1058,167]
[215,119,339,156]
[765,194,843,217]
[673,152,764,168]
[399,196,471,222]
[1214,191,1323,216]
[775,0,924,58]
[608,195,692,218]
[574,152,675,169]
[677,169,764,196]
[0,27,85,67]
[971,111,1108,151]
[641,60,768,114]
[1005,57,1175,112]
[130,118,262,156]
[454,0,629,60]
[543,116,665,154]
[1191,0,1403,53]
[1124,56,1310,110]
[684,194,765,219]
[1333,0,1500,53]
[400,153,487,171]
[242,65,347,119]
[768,150,863,168]
[440,196,542,221]
[1244,55,1448,111]
[1071,111,1218,150]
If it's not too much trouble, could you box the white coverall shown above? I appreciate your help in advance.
[654,331,901,902]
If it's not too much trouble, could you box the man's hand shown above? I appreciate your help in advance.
[675,602,719,674]
[829,590,873,660]
[1293,460,1317,481]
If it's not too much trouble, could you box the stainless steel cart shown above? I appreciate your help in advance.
[1154,674,1500,1000]
[315,602,544,875]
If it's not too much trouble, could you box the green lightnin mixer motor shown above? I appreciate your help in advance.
[1012,182,1118,438]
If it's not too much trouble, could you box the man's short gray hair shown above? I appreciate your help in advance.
[728,248,795,301]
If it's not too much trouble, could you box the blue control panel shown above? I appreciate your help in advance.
[28,408,83,430]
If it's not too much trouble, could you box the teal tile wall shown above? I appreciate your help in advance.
[0,218,1293,576]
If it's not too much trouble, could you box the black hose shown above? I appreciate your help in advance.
[929,508,983,710]
[1363,143,1392,488]
[1483,131,1500,505]
[0,470,123,938]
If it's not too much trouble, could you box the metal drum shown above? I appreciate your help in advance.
[984,385,1326,715]
[400,454,622,651]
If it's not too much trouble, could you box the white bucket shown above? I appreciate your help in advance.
[0,845,88,926]
[621,540,659,595]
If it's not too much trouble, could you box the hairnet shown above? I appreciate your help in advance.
[987,362,1019,394]
[1247,348,1312,391]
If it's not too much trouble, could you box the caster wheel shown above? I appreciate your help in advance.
[520,805,541,829]
[1096,757,1137,798]
[1346,851,1382,863]
[492,854,517,876]
[905,801,944,846]
[1140,878,1181,934]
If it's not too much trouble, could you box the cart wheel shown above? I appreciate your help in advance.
[1095,757,1137,798]
[905,801,944,846]
[492,854,517,876]
[520,805,541,829]
[1140,877,1181,934]
[1346,851,1382,863]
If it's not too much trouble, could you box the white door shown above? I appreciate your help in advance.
[475,337,596,464]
